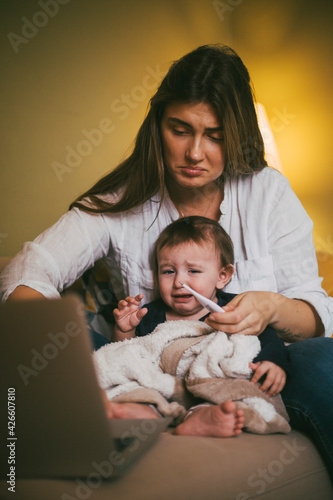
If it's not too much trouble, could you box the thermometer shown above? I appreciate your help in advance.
[179,282,226,314]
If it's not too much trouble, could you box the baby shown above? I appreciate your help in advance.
[103,216,290,437]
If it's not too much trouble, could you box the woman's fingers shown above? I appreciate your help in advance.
[205,312,260,336]
[204,292,275,336]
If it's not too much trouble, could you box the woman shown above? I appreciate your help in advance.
[1,44,333,478]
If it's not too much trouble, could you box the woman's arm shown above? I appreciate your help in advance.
[207,293,326,342]
[214,170,332,340]
[265,173,330,338]
[205,291,324,341]
[0,208,110,302]
[267,293,324,341]
[7,285,46,301]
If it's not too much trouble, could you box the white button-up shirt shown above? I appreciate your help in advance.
[1,167,332,336]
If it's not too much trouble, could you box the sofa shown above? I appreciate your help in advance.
[0,254,332,500]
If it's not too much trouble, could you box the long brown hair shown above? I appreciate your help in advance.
[70,44,267,214]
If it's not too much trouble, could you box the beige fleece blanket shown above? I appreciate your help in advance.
[93,320,290,434]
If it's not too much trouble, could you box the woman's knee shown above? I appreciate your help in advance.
[283,337,333,399]
[287,337,333,366]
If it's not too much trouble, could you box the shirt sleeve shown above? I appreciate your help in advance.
[0,208,111,301]
[267,173,333,337]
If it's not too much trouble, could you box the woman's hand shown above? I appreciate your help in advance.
[249,361,287,396]
[205,290,323,341]
[112,294,147,341]
[205,291,276,337]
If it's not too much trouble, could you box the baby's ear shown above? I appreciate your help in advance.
[216,264,234,289]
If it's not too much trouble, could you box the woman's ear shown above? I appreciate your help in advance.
[216,264,234,289]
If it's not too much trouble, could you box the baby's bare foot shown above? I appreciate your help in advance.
[105,401,160,420]
[174,401,244,437]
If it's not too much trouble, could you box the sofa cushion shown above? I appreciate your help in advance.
[1,431,331,499]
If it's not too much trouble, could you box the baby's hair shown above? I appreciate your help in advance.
[154,216,234,269]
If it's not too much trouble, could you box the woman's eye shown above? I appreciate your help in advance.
[172,128,187,136]
[208,135,223,143]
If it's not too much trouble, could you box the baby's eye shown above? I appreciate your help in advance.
[161,269,174,275]
[188,270,201,274]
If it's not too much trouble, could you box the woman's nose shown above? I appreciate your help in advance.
[185,137,204,163]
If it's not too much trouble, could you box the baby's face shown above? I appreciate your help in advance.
[157,240,228,317]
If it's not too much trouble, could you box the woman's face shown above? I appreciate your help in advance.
[161,102,224,190]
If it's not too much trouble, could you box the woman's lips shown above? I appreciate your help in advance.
[179,167,205,177]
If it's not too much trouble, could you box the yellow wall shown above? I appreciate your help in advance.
[1,0,332,256]
[229,0,333,254]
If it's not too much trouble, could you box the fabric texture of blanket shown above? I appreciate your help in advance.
[93,320,290,434]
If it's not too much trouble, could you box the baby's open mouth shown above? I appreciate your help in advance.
[172,294,193,299]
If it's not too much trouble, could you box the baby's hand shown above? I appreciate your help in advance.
[249,361,286,396]
[113,294,148,334]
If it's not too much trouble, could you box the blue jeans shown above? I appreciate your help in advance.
[281,337,333,483]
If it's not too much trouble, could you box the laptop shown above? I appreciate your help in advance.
[0,294,171,479]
